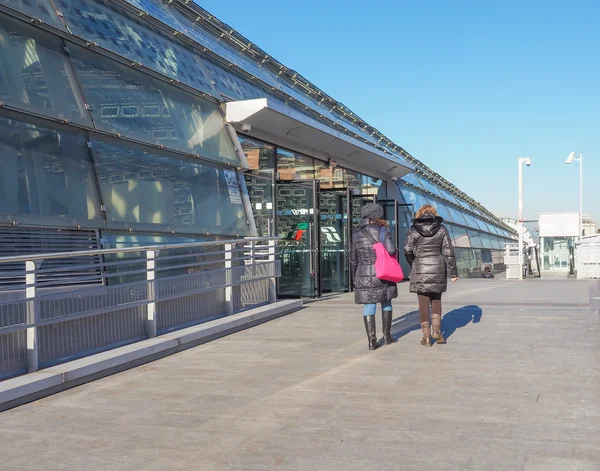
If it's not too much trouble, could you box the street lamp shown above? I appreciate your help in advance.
[566,152,583,242]
[518,158,532,280]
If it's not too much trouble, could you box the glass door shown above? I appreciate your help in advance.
[318,188,350,296]
[275,180,318,297]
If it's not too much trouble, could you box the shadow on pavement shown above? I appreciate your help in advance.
[389,305,483,342]
[441,305,483,340]
[390,310,421,340]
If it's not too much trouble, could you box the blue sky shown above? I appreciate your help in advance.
[200,0,600,225]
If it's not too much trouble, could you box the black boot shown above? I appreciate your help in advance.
[382,310,396,345]
[363,315,379,351]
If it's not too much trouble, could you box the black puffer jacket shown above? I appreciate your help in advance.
[350,219,399,304]
[404,216,458,295]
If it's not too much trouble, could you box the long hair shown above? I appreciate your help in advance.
[416,204,438,219]
[368,218,389,227]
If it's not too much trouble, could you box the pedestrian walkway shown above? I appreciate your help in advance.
[0,280,598,470]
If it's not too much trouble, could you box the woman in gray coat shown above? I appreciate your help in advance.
[404,204,458,346]
[350,203,398,351]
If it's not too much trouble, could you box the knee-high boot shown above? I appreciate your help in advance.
[420,321,432,347]
[363,315,379,351]
[431,314,446,344]
[382,311,396,345]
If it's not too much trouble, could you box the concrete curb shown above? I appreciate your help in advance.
[0,299,302,412]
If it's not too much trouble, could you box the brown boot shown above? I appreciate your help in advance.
[420,321,432,347]
[432,314,446,344]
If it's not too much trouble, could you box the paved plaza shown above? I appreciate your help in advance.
[0,279,598,470]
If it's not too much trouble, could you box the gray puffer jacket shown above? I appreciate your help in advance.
[350,219,399,304]
[404,216,458,295]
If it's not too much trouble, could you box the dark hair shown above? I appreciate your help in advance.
[369,218,389,227]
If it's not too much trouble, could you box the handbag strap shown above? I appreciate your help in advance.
[361,227,380,246]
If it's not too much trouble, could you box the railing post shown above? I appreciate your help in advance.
[268,239,277,304]
[25,260,39,373]
[225,243,234,315]
[146,250,158,338]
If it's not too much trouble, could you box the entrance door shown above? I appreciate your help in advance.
[275,180,319,297]
[379,199,413,275]
[318,188,350,296]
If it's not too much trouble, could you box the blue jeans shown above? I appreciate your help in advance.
[363,302,392,317]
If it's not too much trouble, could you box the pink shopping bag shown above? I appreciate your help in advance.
[362,227,404,283]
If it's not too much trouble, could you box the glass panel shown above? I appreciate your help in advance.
[447,224,470,248]
[468,229,483,248]
[69,45,238,164]
[428,199,452,222]
[276,148,314,180]
[401,173,424,189]
[276,181,316,297]
[319,191,349,293]
[447,205,467,226]
[244,173,273,238]
[238,136,275,170]
[475,217,491,232]
[2,0,65,30]
[359,174,384,196]
[418,177,445,198]
[315,160,345,189]
[91,139,249,235]
[201,57,267,100]
[0,16,90,125]
[0,117,101,226]
[101,232,221,283]
[399,186,431,213]
[60,0,216,96]
[455,248,474,278]
[440,188,460,205]
[480,232,494,249]
[462,211,480,229]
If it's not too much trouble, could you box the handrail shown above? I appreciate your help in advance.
[0,236,281,264]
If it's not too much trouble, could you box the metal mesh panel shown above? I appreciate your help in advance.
[38,281,149,323]
[0,299,27,331]
[0,330,27,378]
[239,279,269,309]
[156,269,227,301]
[157,290,226,333]
[38,307,146,366]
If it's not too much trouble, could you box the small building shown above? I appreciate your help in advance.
[538,213,579,271]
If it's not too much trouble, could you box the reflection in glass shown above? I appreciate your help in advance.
[276,182,316,297]
[429,199,452,222]
[277,148,314,180]
[70,46,238,164]
[0,117,101,226]
[92,139,249,235]
[61,0,216,96]
[315,160,345,189]
[401,173,424,189]
[0,16,90,125]
[3,0,65,29]
[399,186,431,213]
[239,136,275,170]
[468,229,483,248]
[447,224,471,248]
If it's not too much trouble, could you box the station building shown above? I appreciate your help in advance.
[0,0,516,297]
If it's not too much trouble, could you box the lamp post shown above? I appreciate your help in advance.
[518,158,532,280]
[566,152,583,242]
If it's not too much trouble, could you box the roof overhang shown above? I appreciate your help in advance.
[225,98,414,179]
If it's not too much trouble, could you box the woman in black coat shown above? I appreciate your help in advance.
[404,204,458,346]
[350,203,398,351]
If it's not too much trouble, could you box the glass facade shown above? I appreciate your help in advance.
[0,0,517,287]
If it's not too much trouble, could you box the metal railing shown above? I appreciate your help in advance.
[0,237,280,380]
